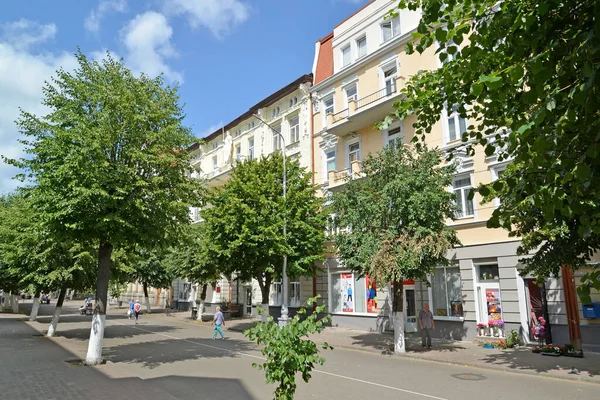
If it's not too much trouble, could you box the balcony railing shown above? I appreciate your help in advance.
[331,109,349,123]
[327,160,363,188]
[356,85,397,110]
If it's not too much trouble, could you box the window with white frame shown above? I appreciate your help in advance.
[381,16,400,43]
[386,126,402,148]
[357,36,367,58]
[453,175,475,218]
[431,265,463,318]
[212,142,218,150]
[271,282,282,306]
[491,164,506,207]
[248,121,255,130]
[348,141,360,165]
[212,155,218,171]
[325,150,336,175]
[345,84,358,106]
[326,213,340,237]
[330,272,377,314]
[382,63,398,95]
[248,137,254,160]
[272,124,282,151]
[235,144,241,161]
[446,104,467,142]
[323,95,334,115]
[289,115,300,144]
[341,45,351,67]
[272,107,280,119]
[290,281,300,307]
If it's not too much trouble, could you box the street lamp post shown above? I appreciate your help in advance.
[253,114,289,327]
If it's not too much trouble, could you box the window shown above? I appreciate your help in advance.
[478,264,499,281]
[386,127,402,148]
[357,36,367,58]
[382,64,397,95]
[271,282,282,306]
[342,45,351,67]
[272,107,280,119]
[431,266,463,318]
[345,84,358,104]
[289,115,300,144]
[248,137,254,160]
[330,272,377,314]
[447,104,467,142]
[212,142,218,150]
[290,281,300,307]
[326,150,336,174]
[348,142,360,165]
[381,17,400,42]
[453,176,475,218]
[322,95,334,126]
[248,121,255,130]
[326,213,339,236]
[212,155,218,171]
[272,124,282,151]
[235,129,241,137]
[235,144,241,161]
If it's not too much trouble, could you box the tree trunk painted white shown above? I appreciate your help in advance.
[11,293,19,314]
[85,241,112,366]
[29,294,41,321]
[393,311,406,353]
[47,287,67,337]
[143,283,151,314]
[85,313,106,365]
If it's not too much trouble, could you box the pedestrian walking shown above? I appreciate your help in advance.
[128,298,135,319]
[133,299,142,324]
[212,306,225,340]
[418,303,435,349]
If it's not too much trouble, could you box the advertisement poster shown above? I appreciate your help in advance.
[341,273,354,312]
[486,288,502,322]
[366,275,377,313]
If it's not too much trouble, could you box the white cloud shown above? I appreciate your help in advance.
[164,0,250,38]
[0,24,77,194]
[0,19,57,50]
[121,11,183,84]
[85,0,127,34]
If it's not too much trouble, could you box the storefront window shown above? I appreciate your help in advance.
[486,287,503,322]
[479,264,499,281]
[431,266,463,317]
[331,272,378,314]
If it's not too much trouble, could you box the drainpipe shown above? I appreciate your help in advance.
[310,89,318,312]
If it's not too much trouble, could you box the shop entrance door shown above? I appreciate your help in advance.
[477,283,503,325]
[404,285,418,333]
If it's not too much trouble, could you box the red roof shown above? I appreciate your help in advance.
[314,32,334,85]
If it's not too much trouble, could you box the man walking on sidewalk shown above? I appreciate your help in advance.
[212,306,225,340]
[419,303,435,349]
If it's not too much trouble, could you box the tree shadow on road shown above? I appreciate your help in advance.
[52,324,181,340]
[33,313,132,324]
[103,337,257,369]
[130,375,258,399]
[479,347,600,378]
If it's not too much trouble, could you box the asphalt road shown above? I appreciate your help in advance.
[5,302,599,400]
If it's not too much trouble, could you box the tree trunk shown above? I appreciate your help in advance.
[256,273,272,322]
[143,282,151,314]
[29,291,41,321]
[392,281,405,354]
[199,283,208,320]
[85,241,113,365]
[47,286,67,337]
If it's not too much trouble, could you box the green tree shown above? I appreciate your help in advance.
[201,153,326,311]
[331,145,459,353]
[244,297,332,400]
[129,248,174,313]
[387,0,600,299]
[7,51,202,364]
[165,223,221,319]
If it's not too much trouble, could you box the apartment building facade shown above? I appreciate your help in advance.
[307,0,599,350]
[179,74,316,317]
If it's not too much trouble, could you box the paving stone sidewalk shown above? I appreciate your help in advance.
[161,309,600,385]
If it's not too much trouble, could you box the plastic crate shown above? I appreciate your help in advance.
[582,302,600,319]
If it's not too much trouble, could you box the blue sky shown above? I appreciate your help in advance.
[0,0,369,193]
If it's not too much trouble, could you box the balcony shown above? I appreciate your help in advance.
[327,160,363,190]
[324,76,405,137]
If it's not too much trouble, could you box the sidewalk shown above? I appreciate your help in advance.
[172,312,600,385]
